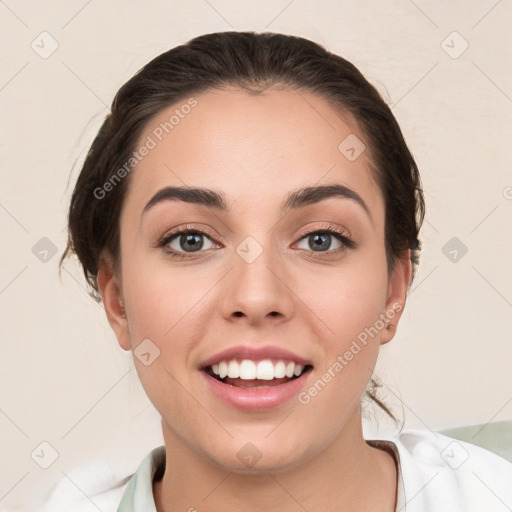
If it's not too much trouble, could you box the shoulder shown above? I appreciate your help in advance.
[30,445,165,512]
[28,463,131,512]
[392,429,512,511]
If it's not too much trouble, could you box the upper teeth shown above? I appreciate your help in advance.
[211,360,305,380]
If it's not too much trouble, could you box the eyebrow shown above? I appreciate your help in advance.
[142,184,372,222]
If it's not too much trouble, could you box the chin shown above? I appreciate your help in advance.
[200,435,314,475]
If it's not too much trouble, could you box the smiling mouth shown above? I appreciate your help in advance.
[204,359,314,388]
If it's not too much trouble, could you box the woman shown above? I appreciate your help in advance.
[57,31,511,511]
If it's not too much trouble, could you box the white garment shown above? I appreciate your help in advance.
[24,430,512,511]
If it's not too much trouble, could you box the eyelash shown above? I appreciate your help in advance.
[157,223,355,259]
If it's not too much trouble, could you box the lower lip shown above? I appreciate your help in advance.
[201,370,312,412]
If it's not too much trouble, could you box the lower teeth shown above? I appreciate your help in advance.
[219,376,297,385]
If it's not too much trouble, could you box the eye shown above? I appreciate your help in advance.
[158,225,220,257]
[294,226,355,253]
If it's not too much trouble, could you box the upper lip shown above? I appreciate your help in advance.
[199,345,312,369]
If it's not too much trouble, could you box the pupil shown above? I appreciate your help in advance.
[181,233,203,252]
[310,233,330,251]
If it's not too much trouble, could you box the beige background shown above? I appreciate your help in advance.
[1,0,511,508]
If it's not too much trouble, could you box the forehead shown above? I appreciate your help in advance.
[123,87,384,225]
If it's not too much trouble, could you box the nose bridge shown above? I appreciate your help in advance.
[222,232,293,322]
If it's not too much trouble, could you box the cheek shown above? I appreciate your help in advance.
[296,252,388,402]
[299,253,388,346]
[120,254,209,415]
[121,253,211,341]
[295,266,387,429]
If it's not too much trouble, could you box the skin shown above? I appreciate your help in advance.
[98,87,411,511]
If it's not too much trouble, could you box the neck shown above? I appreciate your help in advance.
[153,410,397,512]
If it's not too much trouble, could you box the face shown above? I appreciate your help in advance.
[98,87,410,472]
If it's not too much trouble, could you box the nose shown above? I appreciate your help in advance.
[220,236,295,326]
